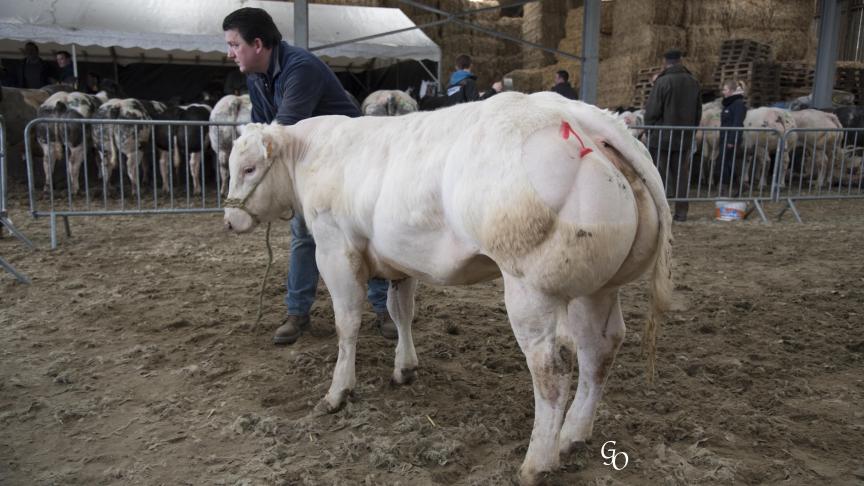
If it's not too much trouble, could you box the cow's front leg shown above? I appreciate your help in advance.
[218,150,230,196]
[558,289,624,457]
[503,273,571,486]
[388,278,418,385]
[67,145,86,195]
[313,230,367,413]
[190,152,202,195]
[158,149,171,194]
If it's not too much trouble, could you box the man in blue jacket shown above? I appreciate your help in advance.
[222,7,396,345]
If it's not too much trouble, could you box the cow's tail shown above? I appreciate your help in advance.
[645,218,673,382]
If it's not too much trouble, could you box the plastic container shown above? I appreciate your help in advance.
[715,201,746,221]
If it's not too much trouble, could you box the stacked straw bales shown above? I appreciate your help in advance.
[547,0,818,108]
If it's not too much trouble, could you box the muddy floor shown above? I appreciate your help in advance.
[1,188,863,486]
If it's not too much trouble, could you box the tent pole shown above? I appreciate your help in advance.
[294,0,309,49]
[110,47,119,83]
[71,45,79,87]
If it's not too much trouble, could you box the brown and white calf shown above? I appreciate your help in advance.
[36,91,106,193]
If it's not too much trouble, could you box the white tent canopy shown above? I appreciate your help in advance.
[0,0,441,71]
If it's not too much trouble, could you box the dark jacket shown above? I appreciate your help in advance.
[643,64,702,152]
[247,41,360,125]
[17,57,51,89]
[550,81,578,100]
[446,70,479,104]
[720,93,747,146]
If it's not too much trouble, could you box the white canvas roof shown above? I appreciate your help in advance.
[0,0,441,71]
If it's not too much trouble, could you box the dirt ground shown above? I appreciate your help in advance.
[1,188,863,486]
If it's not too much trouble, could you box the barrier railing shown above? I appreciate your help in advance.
[773,128,864,220]
[1,115,33,283]
[24,118,243,248]
[632,125,784,222]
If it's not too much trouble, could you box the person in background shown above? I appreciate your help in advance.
[718,79,748,197]
[83,72,101,93]
[223,68,247,96]
[446,54,480,104]
[550,70,578,100]
[479,80,504,100]
[643,48,702,222]
[54,50,76,85]
[222,6,396,345]
[17,42,51,89]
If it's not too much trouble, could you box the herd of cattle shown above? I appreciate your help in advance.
[2,82,862,198]
[16,87,419,198]
[617,103,863,189]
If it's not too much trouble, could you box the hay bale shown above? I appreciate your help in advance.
[521,0,568,68]
[613,0,686,28]
[558,6,613,63]
[611,25,687,60]
[685,0,812,31]
[503,67,547,93]
[598,55,641,108]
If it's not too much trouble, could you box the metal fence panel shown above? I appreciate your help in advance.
[24,118,244,248]
[0,115,33,283]
[775,127,864,201]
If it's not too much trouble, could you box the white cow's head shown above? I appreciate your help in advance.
[223,123,295,233]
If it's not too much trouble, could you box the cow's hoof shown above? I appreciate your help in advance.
[315,390,350,414]
[558,439,588,459]
[517,466,551,486]
[391,367,417,386]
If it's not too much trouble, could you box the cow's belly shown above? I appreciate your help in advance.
[366,228,500,285]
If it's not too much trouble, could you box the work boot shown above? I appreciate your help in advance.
[273,314,311,346]
[376,312,398,340]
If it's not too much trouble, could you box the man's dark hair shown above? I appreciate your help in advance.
[56,51,71,59]
[222,7,283,49]
[455,54,472,70]
[556,70,569,82]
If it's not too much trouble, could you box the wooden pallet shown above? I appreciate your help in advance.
[711,61,781,107]
[631,65,663,109]
[717,39,772,64]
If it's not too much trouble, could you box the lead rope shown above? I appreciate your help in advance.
[254,222,273,330]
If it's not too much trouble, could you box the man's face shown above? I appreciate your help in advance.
[56,54,69,67]
[225,29,265,74]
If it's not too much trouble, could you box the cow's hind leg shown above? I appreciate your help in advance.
[503,273,571,486]
[313,233,367,413]
[558,289,625,457]
[388,277,418,385]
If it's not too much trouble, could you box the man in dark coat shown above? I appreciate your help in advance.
[222,7,395,345]
[644,48,702,221]
[550,70,578,100]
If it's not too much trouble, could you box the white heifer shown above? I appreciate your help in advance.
[788,109,844,188]
[743,107,798,189]
[360,89,418,116]
[616,108,645,139]
[223,92,673,485]
[209,94,251,195]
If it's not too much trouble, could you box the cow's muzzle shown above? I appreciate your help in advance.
[224,207,256,233]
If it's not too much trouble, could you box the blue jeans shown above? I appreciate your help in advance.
[284,214,389,315]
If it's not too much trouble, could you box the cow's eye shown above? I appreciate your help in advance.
[244,166,256,175]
